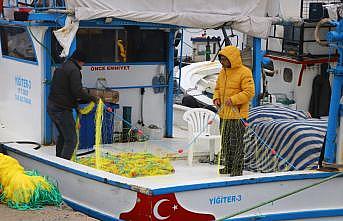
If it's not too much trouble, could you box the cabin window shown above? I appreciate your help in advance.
[75,28,168,63]
[0,26,37,62]
[283,68,293,83]
[52,28,168,63]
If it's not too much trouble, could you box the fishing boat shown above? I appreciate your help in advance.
[1,0,343,221]
[178,60,222,106]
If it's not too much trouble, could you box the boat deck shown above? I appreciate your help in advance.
[1,124,328,196]
[5,139,326,197]
[40,146,255,186]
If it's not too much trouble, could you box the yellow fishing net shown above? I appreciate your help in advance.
[94,99,104,170]
[75,100,175,178]
[77,152,174,178]
[74,99,297,178]
[0,153,62,210]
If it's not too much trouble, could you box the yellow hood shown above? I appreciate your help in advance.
[214,45,255,119]
[218,46,242,69]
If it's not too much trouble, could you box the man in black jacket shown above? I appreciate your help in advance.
[48,50,97,160]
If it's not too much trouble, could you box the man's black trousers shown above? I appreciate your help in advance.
[47,101,77,160]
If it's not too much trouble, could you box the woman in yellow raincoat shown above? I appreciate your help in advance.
[213,45,255,176]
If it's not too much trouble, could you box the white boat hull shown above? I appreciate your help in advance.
[177,61,221,106]
[3,144,343,221]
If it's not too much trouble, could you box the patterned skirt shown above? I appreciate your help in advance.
[219,119,246,176]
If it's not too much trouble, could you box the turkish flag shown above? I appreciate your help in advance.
[120,193,215,221]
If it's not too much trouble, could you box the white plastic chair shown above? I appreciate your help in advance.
[183,108,220,166]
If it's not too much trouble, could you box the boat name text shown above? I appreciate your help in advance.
[90,66,130,71]
[209,194,242,205]
[15,75,32,104]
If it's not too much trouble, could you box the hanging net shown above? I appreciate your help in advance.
[74,100,176,178]
[73,100,326,178]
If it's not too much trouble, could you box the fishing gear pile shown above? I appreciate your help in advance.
[0,153,62,210]
[77,152,174,178]
[75,100,175,178]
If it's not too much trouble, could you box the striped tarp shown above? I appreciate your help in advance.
[244,105,327,172]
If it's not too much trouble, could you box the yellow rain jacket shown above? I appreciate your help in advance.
[213,46,255,119]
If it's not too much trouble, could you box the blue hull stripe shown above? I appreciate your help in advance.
[227,208,343,221]
[63,198,122,221]
[65,198,343,221]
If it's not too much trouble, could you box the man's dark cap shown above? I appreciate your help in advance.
[71,50,87,62]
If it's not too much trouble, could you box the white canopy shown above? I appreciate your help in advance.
[56,0,282,56]
[65,0,280,39]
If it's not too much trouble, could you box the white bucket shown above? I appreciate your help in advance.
[144,125,163,140]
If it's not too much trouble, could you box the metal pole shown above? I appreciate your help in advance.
[178,28,184,96]
[324,22,343,164]
[166,29,176,137]
[252,37,262,107]
[43,28,52,144]
[221,26,231,46]
[324,73,343,163]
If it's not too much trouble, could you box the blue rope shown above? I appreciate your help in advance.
[104,102,297,170]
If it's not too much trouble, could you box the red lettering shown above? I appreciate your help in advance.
[91,66,106,71]
[101,66,131,71]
